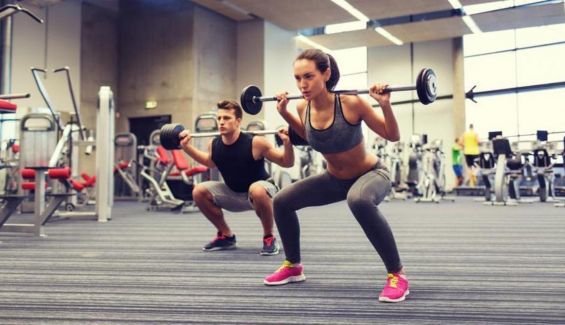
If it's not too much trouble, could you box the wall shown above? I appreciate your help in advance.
[118,0,195,133]
[192,5,237,123]
[81,1,119,131]
[117,1,238,136]
[80,1,119,174]
[236,18,264,125]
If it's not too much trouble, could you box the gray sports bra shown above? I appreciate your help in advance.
[304,94,363,154]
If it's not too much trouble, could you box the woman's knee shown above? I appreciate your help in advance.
[346,193,373,213]
[273,188,295,213]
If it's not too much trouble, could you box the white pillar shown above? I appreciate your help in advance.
[95,86,115,222]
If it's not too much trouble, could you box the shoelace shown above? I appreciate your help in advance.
[387,273,399,288]
[276,260,294,272]
[263,236,274,246]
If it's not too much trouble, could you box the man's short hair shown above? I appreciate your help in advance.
[217,100,243,119]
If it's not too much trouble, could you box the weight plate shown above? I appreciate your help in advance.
[240,85,263,115]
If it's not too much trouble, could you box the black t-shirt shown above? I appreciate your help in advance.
[211,132,270,192]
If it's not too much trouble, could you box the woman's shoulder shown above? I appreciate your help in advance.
[338,93,368,110]
[296,99,308,112]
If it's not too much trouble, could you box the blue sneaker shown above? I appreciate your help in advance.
[202,232,236,251]
[260,235,280,256]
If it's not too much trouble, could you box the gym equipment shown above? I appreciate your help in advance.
[298,146,323,179]
[240,68,437,115]
[532,131,556,203]
[415,139,453,203]
[0,93,30,100]
[193,112,220,181]
[159,123,308,150]
[477,147,496,202]
[114,133,141,200]
[406,134,425,197]
[387,141,407,201]
[556,137,565,208]
[140,139,187,212]
[490,137,525,205]
[0,4,43,23]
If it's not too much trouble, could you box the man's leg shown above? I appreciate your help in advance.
[248,180,281,256]
[248,182,275,237]
[193,183,233,236]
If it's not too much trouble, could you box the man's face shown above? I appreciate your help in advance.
[217,108,240,134]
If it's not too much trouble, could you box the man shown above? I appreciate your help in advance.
[179,100,294,255]
[452,137,464,187]
[462,124,480,186]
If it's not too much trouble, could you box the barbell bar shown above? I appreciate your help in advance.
[240,68,437,115]
[159,123,309,150]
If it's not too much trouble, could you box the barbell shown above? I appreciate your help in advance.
[240,68,437,115]
[159,123,309,150]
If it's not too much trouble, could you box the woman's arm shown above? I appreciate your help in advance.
[355,84,400,142]
[276,91,307,140]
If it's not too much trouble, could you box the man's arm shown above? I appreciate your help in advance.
[180,134,216,168]
[253,132,294,168]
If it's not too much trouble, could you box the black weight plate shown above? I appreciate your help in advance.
[240,85,263,115]
[159,124,174,150]
[423,68,437,104]
[417,68,437,105]
[160,123,185,150]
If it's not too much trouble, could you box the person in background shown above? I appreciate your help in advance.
[452,137,464,187]
[462,124,480,186]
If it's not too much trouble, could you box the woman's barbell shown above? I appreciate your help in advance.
[240,68,437,115]
[159,123,309,150]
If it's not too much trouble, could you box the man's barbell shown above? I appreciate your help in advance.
[240,68,437,115]
[159,123,309,150]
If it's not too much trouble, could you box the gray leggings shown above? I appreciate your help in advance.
[273,160,402,273]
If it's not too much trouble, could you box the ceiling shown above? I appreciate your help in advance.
[191,0,565,49]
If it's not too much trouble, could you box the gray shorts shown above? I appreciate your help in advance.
[199,180,279,212]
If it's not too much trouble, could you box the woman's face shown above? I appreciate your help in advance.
[293,59,330,100]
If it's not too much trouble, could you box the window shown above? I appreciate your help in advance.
[332,47,369,100]
[465,52,516,90]
[464,29,515,56]
[466,93,518,139]
[464,24,565,138]
[516,23,565,48]
[516,43,565,86]
[331,46,367,75]
[516,89,565,139]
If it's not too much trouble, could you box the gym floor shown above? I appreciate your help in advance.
[1,198,564,324]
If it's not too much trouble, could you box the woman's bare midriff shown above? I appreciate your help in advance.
[324,141,378,179]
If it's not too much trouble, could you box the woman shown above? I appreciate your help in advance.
[264,49,408,303]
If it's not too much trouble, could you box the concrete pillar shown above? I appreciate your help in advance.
[452,37,466,139]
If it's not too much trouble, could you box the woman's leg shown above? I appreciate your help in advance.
[346,167,403,273]
[273,172,348,263]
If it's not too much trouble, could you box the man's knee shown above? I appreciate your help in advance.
[193,184,212,203]
[249,183,271,205]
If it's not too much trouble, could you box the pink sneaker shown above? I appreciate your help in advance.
[264,260,306,286]
[378,273,409,303]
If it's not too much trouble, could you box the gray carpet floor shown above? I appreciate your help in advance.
[1,197,564,324]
